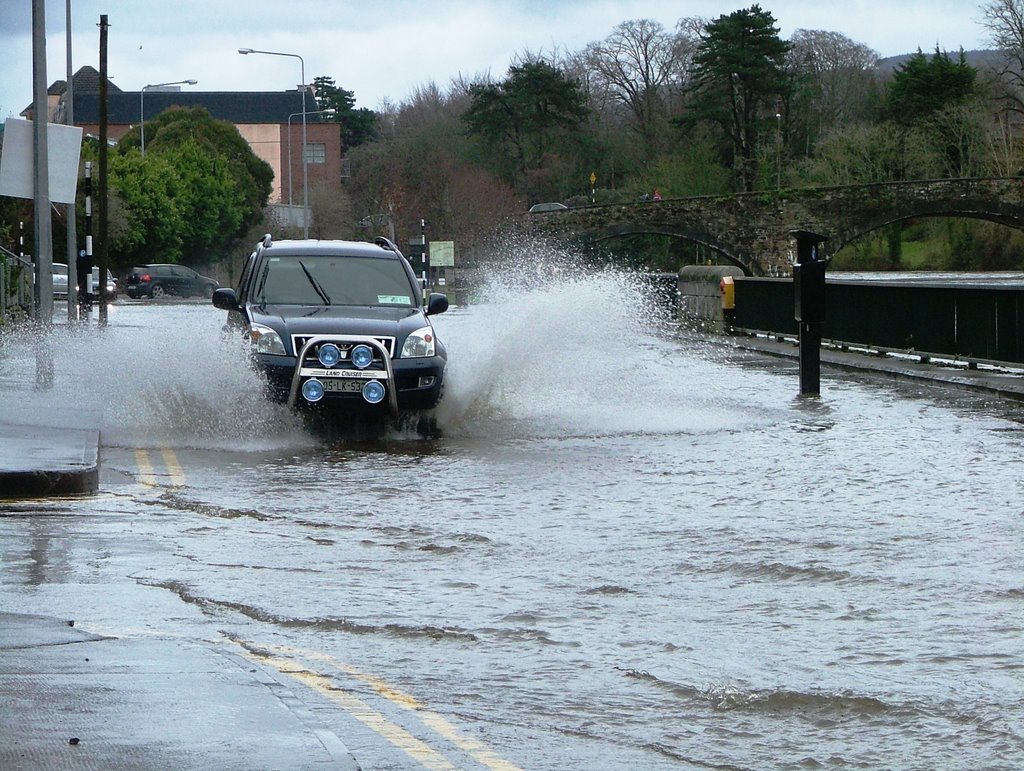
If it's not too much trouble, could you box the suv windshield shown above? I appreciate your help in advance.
[255,255,415,307]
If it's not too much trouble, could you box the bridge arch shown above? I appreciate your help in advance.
[578,224,751,274]
[529,178,1024,274]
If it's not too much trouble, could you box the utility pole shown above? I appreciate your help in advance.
[65,0,79,319]
[97,14,109,326]
[32,0,54,387]
[31,0,54,324]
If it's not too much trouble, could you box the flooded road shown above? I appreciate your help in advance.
[1,269,1022,769]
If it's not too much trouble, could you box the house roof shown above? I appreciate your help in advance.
[21,66,122,117]
[68,65,123,95]
[72,90,323,125]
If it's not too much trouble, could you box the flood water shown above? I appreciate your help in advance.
[1,264,1022,769]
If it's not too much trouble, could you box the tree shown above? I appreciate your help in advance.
[980,0,1024,114]
[884,48,981,174]
[463,60,588,191]
[583,19,691,153]
[786,29,879,154]
[884,48,978,124]
[312,76,377,151]
[110,107,273,265]
[685,5,792,191]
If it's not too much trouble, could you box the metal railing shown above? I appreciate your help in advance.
[0,246,33,325]
[732,277,1024,367]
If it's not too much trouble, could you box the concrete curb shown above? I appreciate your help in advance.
[0,424,99,499]
[726,333,1024,401]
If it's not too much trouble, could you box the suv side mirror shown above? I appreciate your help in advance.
[212,287,240,311]
[426,292,449,316]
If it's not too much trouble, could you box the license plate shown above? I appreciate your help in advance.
[320,378,366,393]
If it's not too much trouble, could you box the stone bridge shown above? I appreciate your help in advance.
[527,177,1024,275]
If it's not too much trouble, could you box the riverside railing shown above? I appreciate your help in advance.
[732,276,1024,367]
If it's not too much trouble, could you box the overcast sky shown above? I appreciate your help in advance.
[0,0,993,119]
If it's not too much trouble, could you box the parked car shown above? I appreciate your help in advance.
[52,263,69,298]
[212,234,448,415]
[73,267,118,301]
[125,264,219,299]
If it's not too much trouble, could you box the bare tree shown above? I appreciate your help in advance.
[788,30,878,126]
[980,0,1024,113]
[585,19,692,153]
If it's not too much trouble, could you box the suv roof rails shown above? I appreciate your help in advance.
[374,236,405,258]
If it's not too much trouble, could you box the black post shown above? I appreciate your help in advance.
[80,162,93,312]
[97,14,109,326]
[791,230,829,396]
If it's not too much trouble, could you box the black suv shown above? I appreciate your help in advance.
[212,235,448,415]
[125,264,220,299]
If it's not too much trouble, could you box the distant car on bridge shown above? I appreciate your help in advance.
[528,202,568,213]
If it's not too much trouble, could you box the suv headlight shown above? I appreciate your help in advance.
[401,326,436,358]
[249,323,286,355]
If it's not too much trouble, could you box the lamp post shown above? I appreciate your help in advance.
[141,79,197,156]
[775,109,782,191]
[239,47,308,237]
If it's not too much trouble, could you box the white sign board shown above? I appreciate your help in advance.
[430,240,455,267]
[0,118,83,204]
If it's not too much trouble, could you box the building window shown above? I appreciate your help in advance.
[304,143,326,164]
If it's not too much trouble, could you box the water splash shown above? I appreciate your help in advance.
[0,304,310,450]
[431,242,780,439]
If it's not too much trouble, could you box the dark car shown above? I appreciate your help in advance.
[125,264,219,299]
[212,235,448,415]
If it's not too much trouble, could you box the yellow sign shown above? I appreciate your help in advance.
[589,171,597,186]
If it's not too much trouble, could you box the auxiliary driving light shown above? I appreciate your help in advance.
[317,343,342,367]
[362,379,386,404]
[301,378,325,403]
[351,344,374,369]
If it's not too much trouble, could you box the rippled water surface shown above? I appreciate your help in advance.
[1,267,1022,769]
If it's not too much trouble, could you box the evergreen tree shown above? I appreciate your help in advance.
[685,5,791,192]
[312,76,377,151]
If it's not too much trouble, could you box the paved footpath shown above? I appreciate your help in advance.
[0,613,359,769]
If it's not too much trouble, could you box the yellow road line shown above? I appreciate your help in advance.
[160,447,186,486]
[266,644,522,771]
[245,650,457,770]
[133,448,185,487]
[133,449,157,486]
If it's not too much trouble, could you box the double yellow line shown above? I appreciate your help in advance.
[133,448,186,487]
[247,644,522,771]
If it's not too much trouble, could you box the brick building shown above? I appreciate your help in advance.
[24,66,344,212]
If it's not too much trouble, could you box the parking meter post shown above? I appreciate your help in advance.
[791,229,829,396]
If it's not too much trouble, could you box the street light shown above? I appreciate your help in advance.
[239,47,309,238]
[141,79,197,156]
[775,110,782,191]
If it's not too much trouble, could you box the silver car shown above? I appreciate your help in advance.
[52,263,69,298]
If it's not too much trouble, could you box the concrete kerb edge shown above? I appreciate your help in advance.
[0,428,100,499]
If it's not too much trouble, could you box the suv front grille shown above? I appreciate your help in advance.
[292,335,396,360]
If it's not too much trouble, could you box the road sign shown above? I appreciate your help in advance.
[589,171,597,186]
[431,241,455,267]
[0,118,83,205]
